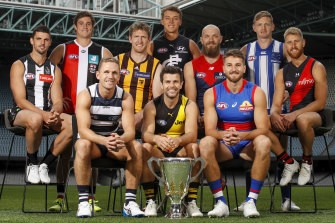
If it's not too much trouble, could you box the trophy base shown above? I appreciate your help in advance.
[165,203,187,219]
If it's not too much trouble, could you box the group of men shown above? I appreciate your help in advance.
[8,5,327,219]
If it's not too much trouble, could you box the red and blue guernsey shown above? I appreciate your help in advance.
[214,79,257,132]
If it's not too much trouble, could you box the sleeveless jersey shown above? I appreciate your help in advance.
[154,94,188,137]
[192,54,225,115]
[18,54,55,111]
[118,52,160,113]
[213,80,257,131]
[153,35,192,70]
[283,57,316,112]
[87,83,124,135]
[61,40,104,114]
[246,40,284,109]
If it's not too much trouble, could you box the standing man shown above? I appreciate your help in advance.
[148,6,201,70]
[117,21,162,132]
[270,27,328,186]
[9,25,72,185]
[74,57,144,218]
[48,11,113,212]
[141,66,202,217]
[184,24,225,136]
[240,11,299,212]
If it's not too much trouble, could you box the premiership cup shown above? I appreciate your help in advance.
[148,157,205,218]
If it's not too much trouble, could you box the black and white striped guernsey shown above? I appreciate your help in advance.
[87,83,124,136]
[18,54,56,111]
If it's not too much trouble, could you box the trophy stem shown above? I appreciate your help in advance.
[167,203,184,219]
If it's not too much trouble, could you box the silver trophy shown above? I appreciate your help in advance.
[148,157,205,218]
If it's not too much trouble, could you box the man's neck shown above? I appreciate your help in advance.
[291,54,307,67]
[227,80,243,94]
[164,32,179,41]
[257,37,273,49]
[98,84,115,99]
[30,52,47,65]
[76,37,92,48]
[204,53,221,64]
[163,95,179,109]
[130,49,147,64]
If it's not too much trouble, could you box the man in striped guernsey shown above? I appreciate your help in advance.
[49,11,113,212]
[9,25,72,185]
[141,66,202,217]
[117,21,162,132]
[74,58,144,218]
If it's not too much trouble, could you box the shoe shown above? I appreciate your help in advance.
[76,201,92,218]
[26,164,40,184]
[233,201,246,212]
[186,200,203,217]
[298,162,312,185]
[243,199,260,218]
[39,163,50,184]
[123,201,145,217]
[144,199,157,217]
[49,198,67,212]
[208,200,229,217]
[280,160,299,186]
[89,199,102,212]
[281,198,301,211]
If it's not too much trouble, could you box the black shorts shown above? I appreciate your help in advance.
[157,146,183,157]
[8,106,22,126]
[97,144,109,157]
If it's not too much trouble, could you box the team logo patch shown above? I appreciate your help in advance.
[157,48,168,53]
[68,54,78,59]
[156,120,167,126]
[44,66,50,74]
[271,52,281,63]
[25,73,35,80]
[248,56,256,61]
[217,102,228,110]
[120,69,130,75]
[196,72,206,78]
[135,71,150,79]
[89,55,99,65]
[239,101,254,112]
[214,72,225,79]
[89,64,97,73]
[39,74,53,83]
[81,49,86,53]
[285,81,293,88]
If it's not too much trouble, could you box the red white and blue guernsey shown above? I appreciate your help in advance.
[213,80,257,157]
[246,40,284,110]
[60,40,105,114]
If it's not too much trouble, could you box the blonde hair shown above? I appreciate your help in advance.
[284,27,303,40]
[253,11,273,23]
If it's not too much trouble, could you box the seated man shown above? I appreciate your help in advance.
[74,57,144,218]
[270,27,328,186]
[9,25,72,184]
[199,49,298,218]
[141,66,202,217]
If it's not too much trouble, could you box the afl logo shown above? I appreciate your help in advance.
[285,81,293,88]
[25,73,35,80]
[156,120,167,126]
[248,56,256,61]
[217,102,228,110]
[68,54,79,59]
[120,69,130,75]
[157,48,168,53]
[196,72,206,78]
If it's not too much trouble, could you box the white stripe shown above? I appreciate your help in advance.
[90,105,122,115]
[77,44,89,95]
[259,55,270,109]
[248,192,259,200]
[247,42,256,83]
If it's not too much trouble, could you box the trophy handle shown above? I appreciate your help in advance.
[147,157,163,183]
[190,157,206,183]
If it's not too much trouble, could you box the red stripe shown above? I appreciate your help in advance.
[250,188,260,193]
[217,121,256,131]
[211,188,222,194]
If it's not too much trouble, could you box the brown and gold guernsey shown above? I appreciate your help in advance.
[118,52,160,113]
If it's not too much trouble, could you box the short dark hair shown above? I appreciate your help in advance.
[31,25,51,38]
[160,66,183,83]
[98,57,120,71]
[224,49,245,64]
[73,11,95,26]
[161,6,182,19]
[129,21,151,37]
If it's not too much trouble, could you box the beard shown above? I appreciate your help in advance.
[203,43,221,58]
[287,47,304,59]
[225,72,243,83]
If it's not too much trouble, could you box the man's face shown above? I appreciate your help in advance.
[161,73,183,99]
[285,34,305,59]
[201,27,222,58]
[74,16,93,38]
[97,62,120,91]
[224,56,246,83]
[129,29,150,54]
[253,16,274,39]
[161,10,181,34]
[30,32,51,55]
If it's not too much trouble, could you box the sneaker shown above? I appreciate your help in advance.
[186,200,203,217]
[26,164,40,184]
[280,159,299,186]
[281,198,301,211]
[76,201,92,218]
[233,201,246,212]
[298,163,312,185]
[89,199,102,212]
[49,198,67,212]
[208,200,229,217]
[144,199,157,217]
[123,201,145,217]
[243,199,260,218]
[39,163,50,184]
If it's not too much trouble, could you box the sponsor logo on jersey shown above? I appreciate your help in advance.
[156,120,167,126]
[217,102,228,110]
[295,72,300,77]
[25,73,35,80]
[239,100,254,112]
[39,74,53,83]
[214,72,225,79]
[285,81,293,88]
[89,55,99,65]
[261,51,267,55]
[68,54,79,59]
[120,69,130,75]
[157,48,168,53]
[298,78,314,86]
[135,71,151,79]
[209,66,214,70]
[89,64,97,74]
[248,55,256,61]
[196,72,206,78]
[271,52,281,63]
[81,49,86,53]
[175,46,188,53]
[174,120,185,125]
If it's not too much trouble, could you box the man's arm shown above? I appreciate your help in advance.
[119,92,136,143]
[50,66,63,114]
[152,63,163,98]
[147,41,154,56]
[240,44,247,57]
[189,39,201,59]
[49,44,64,65]
[141,101,157,143]
[270,69,286,131]
[203,88,223,139]
[184,61,197,103]
[103,47,113,58]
